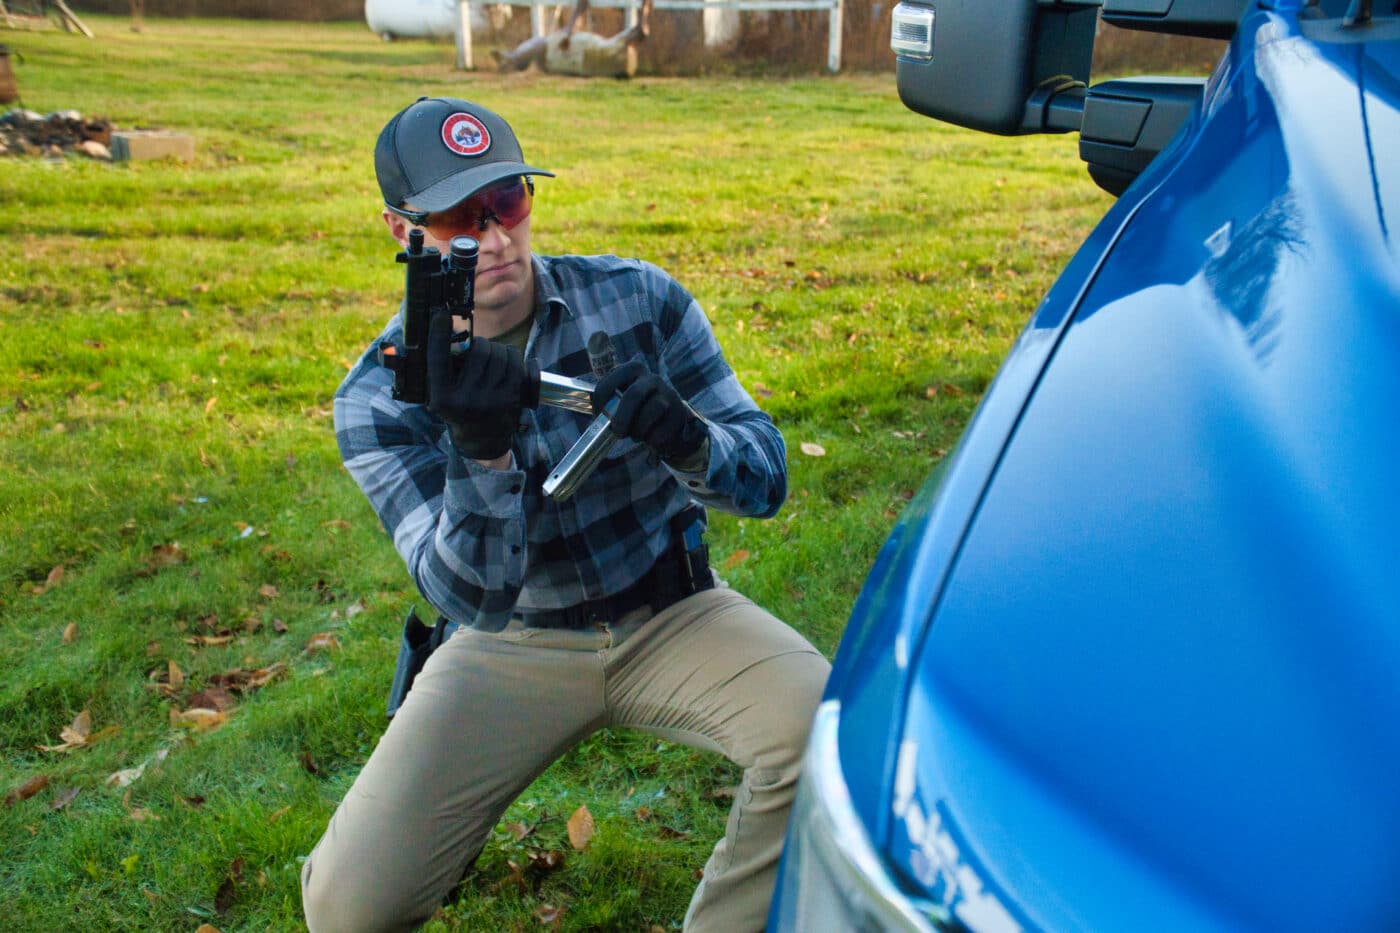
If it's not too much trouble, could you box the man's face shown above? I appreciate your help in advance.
[419,213,533,321]
[385,177,536,330]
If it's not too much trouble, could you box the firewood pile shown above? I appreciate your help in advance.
[1,108,114,159]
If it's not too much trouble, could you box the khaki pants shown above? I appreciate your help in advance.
[301,586,830,932]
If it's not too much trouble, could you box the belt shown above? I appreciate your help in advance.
[518,542,712,630]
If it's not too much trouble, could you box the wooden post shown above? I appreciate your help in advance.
[456,0,474,70]
[532,1,549,39]
[52,0,96,38]
[827,0,842,73]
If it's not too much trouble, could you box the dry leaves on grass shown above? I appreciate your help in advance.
[136,543,185,577]
[121,789,160,822]
[169,707,228,731]
[3,775,50,807]
[50,786,81,811]
[534,902,567,927]
[305,632,340,653]
[799,442,827,457]
[215,857,245,915]
[31,565,65,595]
[38,710,119,753]
[566,805,594,850]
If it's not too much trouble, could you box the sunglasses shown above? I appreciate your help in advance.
[388,177,534,233]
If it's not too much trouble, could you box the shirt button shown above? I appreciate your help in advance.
[510,545,521,554]
[509,484,521,494]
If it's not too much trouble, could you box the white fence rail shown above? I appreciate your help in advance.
[453,0,844,73]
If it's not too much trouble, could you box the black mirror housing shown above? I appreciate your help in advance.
[893,0,1099,136]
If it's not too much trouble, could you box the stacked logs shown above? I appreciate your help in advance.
[1,108,114,159]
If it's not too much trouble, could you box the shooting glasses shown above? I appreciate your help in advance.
[386,177,534,233]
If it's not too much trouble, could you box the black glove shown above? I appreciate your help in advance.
[426,311,529,461]
[591,358,707,464]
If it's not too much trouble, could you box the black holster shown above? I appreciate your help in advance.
[386,607,459,719]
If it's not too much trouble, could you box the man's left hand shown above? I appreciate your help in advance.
[592,359,707,464]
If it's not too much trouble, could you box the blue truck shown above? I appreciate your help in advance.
[769,1,1400,930]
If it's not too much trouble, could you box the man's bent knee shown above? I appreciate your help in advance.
[302,847,438,933]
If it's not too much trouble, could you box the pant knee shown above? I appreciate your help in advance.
[302,850,428,933]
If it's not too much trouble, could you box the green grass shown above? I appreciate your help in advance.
[0,16,1112,931]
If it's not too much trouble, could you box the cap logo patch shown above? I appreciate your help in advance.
[441,113,491,157]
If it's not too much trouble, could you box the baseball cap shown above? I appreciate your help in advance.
[374,97,554,213]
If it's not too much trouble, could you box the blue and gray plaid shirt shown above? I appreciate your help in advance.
[334,253,787,631]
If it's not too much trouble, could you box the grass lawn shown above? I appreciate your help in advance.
[0,15,1111,931]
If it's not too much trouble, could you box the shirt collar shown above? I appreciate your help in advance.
[531,254,574,324]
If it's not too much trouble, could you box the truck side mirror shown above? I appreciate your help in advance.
[892,0,1100,136]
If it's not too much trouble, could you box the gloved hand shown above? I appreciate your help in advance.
[426,311,529,461]
[591,358,707,464]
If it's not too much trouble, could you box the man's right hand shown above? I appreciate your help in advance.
[426,311,529,462]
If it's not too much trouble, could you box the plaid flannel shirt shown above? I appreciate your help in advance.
[334,253,787,631]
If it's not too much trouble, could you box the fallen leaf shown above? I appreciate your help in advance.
[106,766,146,788]
[171,708,228,731]
[185,634,234,648]
[304,632,339,653]
[38,710,92,752]
[195,923,223,933]
[144,543,185,571]
[50,786,80,811]
[204,397,218,414]
[209,662,286,693]
[799,442,827,457]
[62,623,78,644]
[566,805,594,851]
[186,686,236,712]
[345,599,367,619]
[258,584,279,599]
[215,857,244,914]
[529,849,566,871]
[121,790,159,822]
[4,775,50,807]
[32,565,65,595]
[722,549,750,571]
[635,806,653,822]
[534,903,566,926]
[146,661,185,699]
[500,858,528,893]
[504,821,533,842]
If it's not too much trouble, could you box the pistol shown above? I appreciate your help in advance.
[378,230,482,405]
[377,232,625,500]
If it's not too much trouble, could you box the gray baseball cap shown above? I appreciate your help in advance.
[374,97,554,212]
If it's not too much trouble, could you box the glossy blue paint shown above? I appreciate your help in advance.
[791,2,1400,930]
